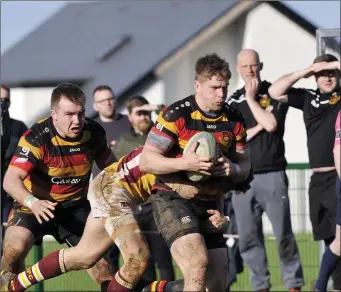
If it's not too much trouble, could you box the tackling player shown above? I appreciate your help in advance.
[0,146,230,292]
[0,83,116,288]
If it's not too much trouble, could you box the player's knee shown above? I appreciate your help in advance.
[2,241,26,262]
[1,244,27,272]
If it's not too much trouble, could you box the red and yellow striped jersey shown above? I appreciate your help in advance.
[104,147,155,201]
[146,95,247,157]
[9,117,112,202]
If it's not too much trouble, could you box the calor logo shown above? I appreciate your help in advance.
[51,177,82,185]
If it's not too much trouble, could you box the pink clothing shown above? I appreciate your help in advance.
[336,110,341,146]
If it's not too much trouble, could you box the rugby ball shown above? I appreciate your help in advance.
[183,132,218,182]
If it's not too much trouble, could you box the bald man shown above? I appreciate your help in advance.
[227,49,304,292]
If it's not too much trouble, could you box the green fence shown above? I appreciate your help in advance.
[23,163,321,291]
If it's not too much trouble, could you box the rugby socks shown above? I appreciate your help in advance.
[107,271,134,292]
[141,280,168,291]
[9,249,66,292]
[316,247,339,292]
[142,280,185,292]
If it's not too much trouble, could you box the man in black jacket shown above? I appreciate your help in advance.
[228,49,303,292]
[1,85,28,233]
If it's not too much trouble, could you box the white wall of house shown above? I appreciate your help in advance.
[8,87,54,128]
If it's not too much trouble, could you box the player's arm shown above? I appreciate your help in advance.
[334,111,341,178]
[140,112,213,175]
[3,134,57,223]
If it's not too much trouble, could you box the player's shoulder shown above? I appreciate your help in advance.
[223,103,245,124]
[161,95,194,122]
[23,117,51,147]
[83,117,106,135]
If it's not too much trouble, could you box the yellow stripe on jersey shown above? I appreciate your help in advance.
[48,164,91,177]
[50,130,91,146]
[191,110,229,122]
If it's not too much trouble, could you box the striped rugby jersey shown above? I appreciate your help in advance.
[9,116,111,202]
[146,95,247,158]
[104,146,155,201]
[145,95,248,191]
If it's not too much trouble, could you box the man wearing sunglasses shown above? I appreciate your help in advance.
[269,54,341,291]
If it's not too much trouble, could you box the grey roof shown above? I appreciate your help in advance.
[1,0,239,94]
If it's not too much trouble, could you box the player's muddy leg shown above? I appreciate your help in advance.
[170,233,208,292]
[63,215,115,284]
[4,214,113,292]
[106,215,150,292]
[1,226,34,273]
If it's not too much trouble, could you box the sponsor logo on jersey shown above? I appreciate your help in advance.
[156,123,164,131]
[69,148,81,152]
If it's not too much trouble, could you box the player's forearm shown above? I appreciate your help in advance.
[246,100,277,132]
[334,145,341,178]
[268,69,310,98]
[140,150,185,175]
[3,170,34,205]
[246,124,263,142]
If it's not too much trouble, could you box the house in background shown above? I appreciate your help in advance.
[1,0,340,165]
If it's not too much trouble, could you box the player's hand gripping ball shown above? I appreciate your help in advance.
[183,132,218,182]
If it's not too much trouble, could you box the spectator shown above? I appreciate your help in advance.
[269,54,341,290]
[92,85,130,176]
[1,85,27,234]
[112,96,164,158]
[312,110,341,292]
[228,49,304,292]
